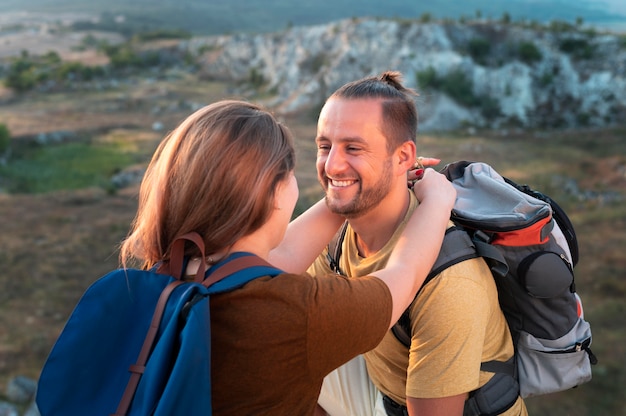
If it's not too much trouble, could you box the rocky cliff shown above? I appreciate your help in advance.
[187,18,626,131]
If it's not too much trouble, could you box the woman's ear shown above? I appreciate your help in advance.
[273,189,282,211]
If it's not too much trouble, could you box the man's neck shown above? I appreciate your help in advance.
[348,189,411,258]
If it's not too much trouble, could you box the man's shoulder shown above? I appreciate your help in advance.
[307,249,334,275]
[420,255,496,302]
[436,255,492,282]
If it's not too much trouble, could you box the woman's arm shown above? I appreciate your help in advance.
[269,157,443,275]
[371,168,456,328]
[268,199,344,273]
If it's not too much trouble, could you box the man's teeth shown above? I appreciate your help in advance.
[331,179,355,187]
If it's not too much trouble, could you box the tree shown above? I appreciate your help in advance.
[4,57,38,91]
[419,13,432,23]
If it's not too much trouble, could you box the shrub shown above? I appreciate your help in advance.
[56,62,103,82]
[559,38,593,59]
[468,38,491,64]
[0,123,10,154]
[3,52,109,92]
[4,57,38,91]
[416,67,499,115]
[419,13,432,23]
[518,41,542,64]
[539,72,554,87]
[43,51,62,65]
[302,52,328,74]
[248,67,265,88]
[549,20,576,33]
[416,67,440,90]
[440,70,478,107]
[479,96,502,119]
[104,44,143,68]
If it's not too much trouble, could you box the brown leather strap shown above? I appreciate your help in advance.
[167,232,207,282]
[112,279,184,416]
[202,255,274,288]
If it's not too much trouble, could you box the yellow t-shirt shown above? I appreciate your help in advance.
[308,192,528,415]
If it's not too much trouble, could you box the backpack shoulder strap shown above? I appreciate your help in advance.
[391,225,480,347]
[327,221,349,275]
[469,231,509,278]
[430,225,482,276]
[113,279,185,416]
[203,253,283,292]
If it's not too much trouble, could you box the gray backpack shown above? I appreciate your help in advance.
[327,161,597,415]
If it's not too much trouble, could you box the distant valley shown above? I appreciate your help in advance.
[3,0,626,36]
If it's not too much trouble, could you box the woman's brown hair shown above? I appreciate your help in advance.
[120,100,295,269]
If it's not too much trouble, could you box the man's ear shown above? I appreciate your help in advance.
[395,141,417,172]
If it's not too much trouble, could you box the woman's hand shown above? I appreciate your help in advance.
[412,168,456,213]
[408,157,441,186]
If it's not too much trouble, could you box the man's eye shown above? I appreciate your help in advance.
[317,145,330,151]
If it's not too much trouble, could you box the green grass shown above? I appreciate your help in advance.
[0,141,137,194]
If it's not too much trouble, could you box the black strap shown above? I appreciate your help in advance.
[464,369,520,416]
[327,220,349,275]
[382,395,408,416]
[430,226,480,277]
[480,356,516,377]
[391,226,480,348]
[470,233,508,278]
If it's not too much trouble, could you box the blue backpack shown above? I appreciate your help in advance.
[36,232,282,416]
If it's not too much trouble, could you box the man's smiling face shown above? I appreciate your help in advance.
[315,98,393,219]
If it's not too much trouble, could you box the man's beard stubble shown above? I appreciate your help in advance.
[323,159,393,219]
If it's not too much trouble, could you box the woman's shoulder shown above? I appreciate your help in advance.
[236,272,391,317]
[252,271,390,298]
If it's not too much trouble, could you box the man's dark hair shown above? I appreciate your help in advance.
[329,71,419,150]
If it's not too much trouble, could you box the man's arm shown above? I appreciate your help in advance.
[404,261,494,416]
[407,394,466,416]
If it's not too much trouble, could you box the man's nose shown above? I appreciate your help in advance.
[324,147,348,175]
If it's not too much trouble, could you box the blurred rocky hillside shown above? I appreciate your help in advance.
[188,17,626,131]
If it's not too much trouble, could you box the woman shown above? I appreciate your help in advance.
[120,100,455,414]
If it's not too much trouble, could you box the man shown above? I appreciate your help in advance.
[308,71,528,416]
